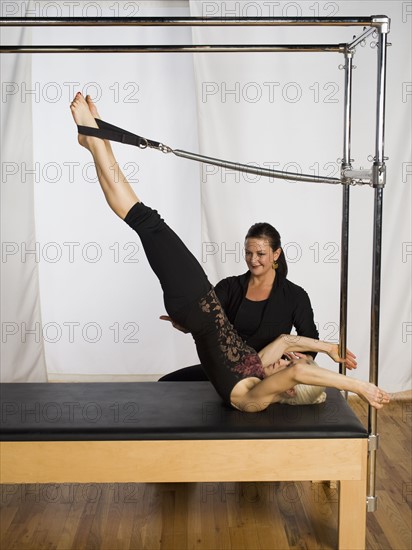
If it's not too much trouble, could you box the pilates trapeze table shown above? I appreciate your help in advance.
[0,14,390,550]
[0,382,368,549]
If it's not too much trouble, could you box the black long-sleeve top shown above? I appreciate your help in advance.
[214,271,319,353]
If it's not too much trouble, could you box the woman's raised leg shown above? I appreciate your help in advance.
[70,92,139,219]
[70,92,210,320]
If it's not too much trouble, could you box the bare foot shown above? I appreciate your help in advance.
[70,92,100,150]
[357,381,390,409]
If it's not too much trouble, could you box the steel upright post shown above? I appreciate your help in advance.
[367,17,389,512]
[339,50,353,380]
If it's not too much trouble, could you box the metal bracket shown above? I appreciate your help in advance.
[341,163,375,186]
[342,168,373,182]
[372,163,386,188]
[368,433,380,452]
[371,16,391,34]
[158,143,173,154]
[367,495,378,512]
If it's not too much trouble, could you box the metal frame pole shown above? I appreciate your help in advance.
[0,44,345,54]
[0,16,381,27]
[367,21,389,513]
[339,49,354,379]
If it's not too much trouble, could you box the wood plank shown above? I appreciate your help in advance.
[55,490,88,549]
[1,439,365,483]
[339,479,367,549]
[370,489,412,550]
[300,481,338,548]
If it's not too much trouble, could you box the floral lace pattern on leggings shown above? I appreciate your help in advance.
[199,289,265,379]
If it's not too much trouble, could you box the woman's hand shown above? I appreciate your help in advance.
[159,315,190,334]
[327,344,357,370]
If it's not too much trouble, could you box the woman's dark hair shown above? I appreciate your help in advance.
[245,222,288,278]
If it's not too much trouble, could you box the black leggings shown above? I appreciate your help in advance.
[124,202,211,325]
[124,201,264,404]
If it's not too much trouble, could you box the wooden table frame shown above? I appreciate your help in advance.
[1,437,368,549]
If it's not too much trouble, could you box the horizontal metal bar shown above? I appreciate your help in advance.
[0,16,386,28]
[0,44,345,54]
[173,149,342,185]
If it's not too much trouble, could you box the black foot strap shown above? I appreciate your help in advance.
[77,118,164,150]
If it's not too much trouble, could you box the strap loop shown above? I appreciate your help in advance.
[77,118,165,151]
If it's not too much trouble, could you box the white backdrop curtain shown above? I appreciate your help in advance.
[1,20,47,382]
[1,1,411,393]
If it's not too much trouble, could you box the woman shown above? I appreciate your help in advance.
[159,221,318,381]
[70,92,390,412]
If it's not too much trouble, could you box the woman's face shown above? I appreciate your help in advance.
[244,237,280,277]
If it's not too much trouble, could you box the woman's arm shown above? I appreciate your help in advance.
[258,334,357,369]
[236,354,388,412]
[292,286,319,358]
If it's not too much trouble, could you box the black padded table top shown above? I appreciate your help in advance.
[0,382,368,441]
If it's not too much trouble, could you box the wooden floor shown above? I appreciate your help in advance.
[1,397,410,550]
